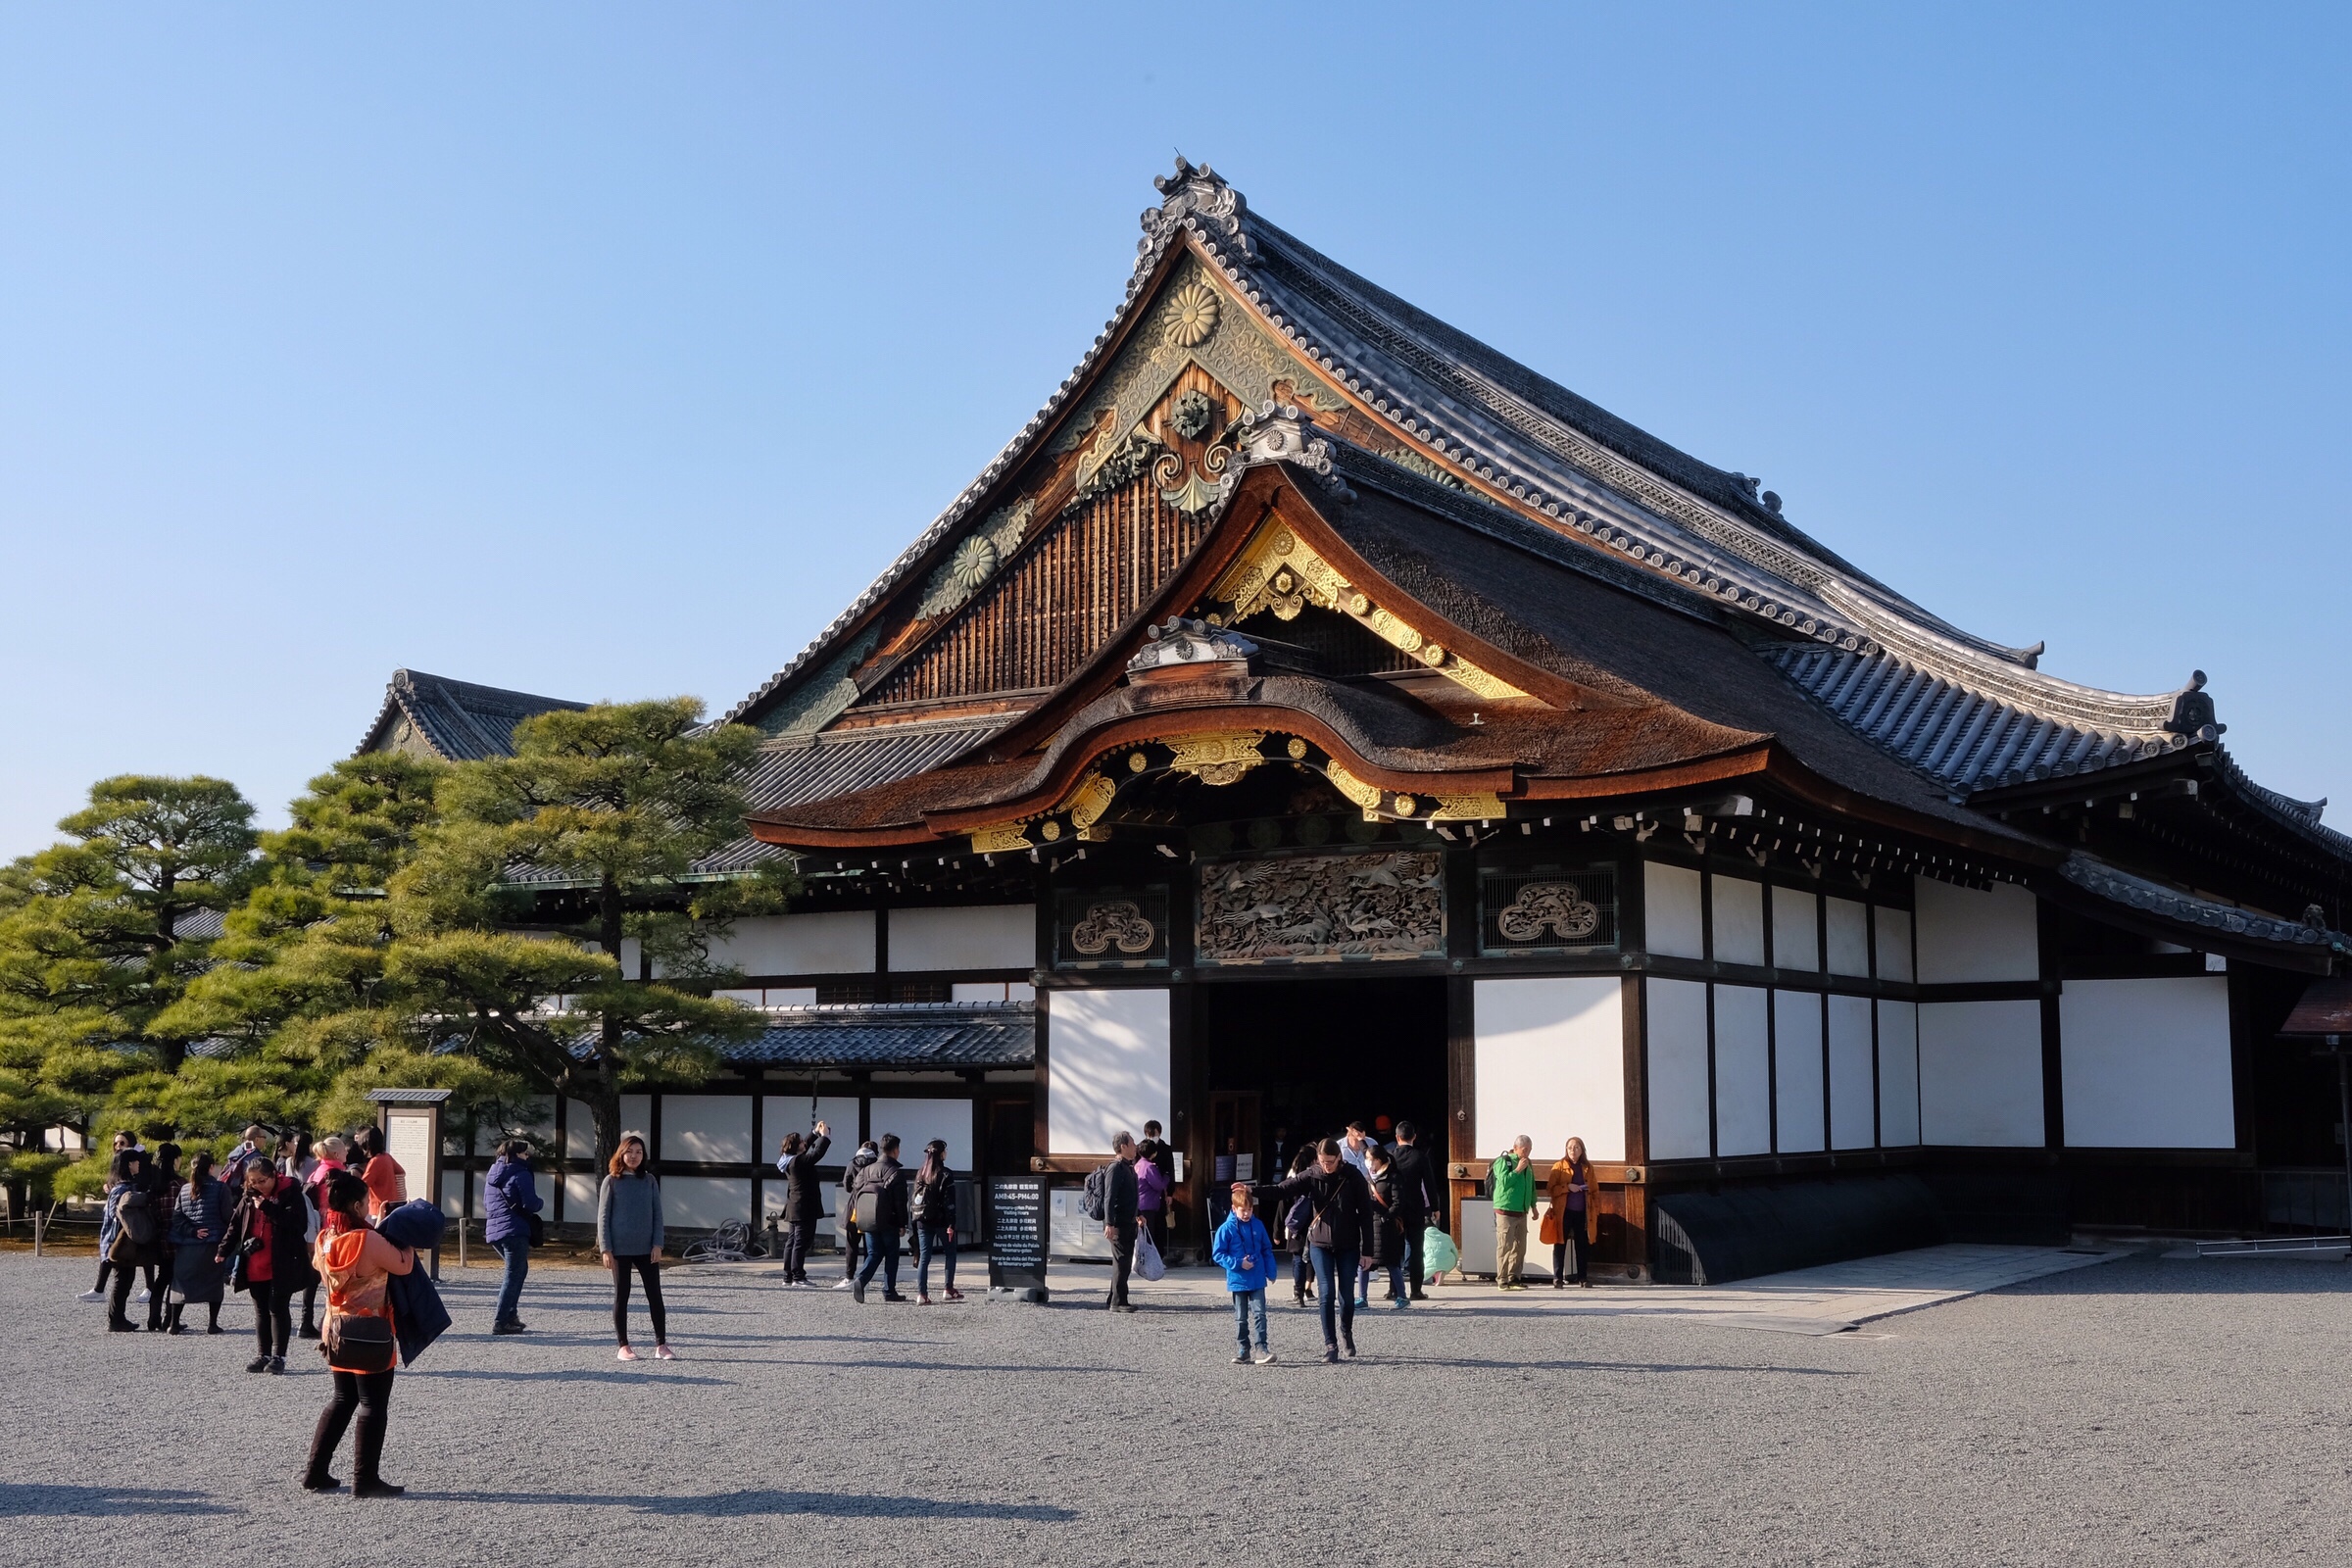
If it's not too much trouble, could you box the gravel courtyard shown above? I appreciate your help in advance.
[4,1250,2349,1566]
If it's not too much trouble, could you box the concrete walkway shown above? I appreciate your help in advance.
[1074,1242,2132,1333]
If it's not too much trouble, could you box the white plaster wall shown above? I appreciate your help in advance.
[1645,978,1712,1160]
[1772,887,1821,971]
[1826,899,1870,977]
[760,1095,861,1158]
[1876,906,1915,982]
[660,1095,752,1164]
[2060,977,2235,1149]
[1713,984,1772,1156]
[1774,990,1826,1152]
[1474,976,1626,1161]
[706,911,875,977]
[620,1095,653,1147]
[662,1175,752,1230]
[1712,875,1765,965]
[1047,988,1170,1154]
[1914,880,2039,983]
[566,1095,654,1158]
[1828,994,1876,1149]
[562,1172,596,1222]
[952,981,1036,1003]
[869,1097,973,1169]
[1918,999,2044,1145]
[1644,863,1705,959]
[1878,1001,1921,1146]
[891,905,1037,971]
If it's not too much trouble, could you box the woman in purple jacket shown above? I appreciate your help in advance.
[482,1139,544,1335]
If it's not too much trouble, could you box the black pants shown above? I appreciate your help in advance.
[1291,1237,1314,1300]
[781,1218,814,1282]
[1553,1214,1587,1283]
[610,1254,666,1345]
[251,1279,294,1357]
[841,1223,862,1280]
[300,1279,319,1331]
[307,1368,395,1486]
[1400,1214,1429,1296]
[1141,1208,1166,1258]
[1106,1220,1136,1307]
[147,1253,174,1328]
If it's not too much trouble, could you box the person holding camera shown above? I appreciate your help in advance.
[774,1120,831,1287]
[482,1138,544,1335]
[303,1169,415,1497]
[220,1153,313,1374]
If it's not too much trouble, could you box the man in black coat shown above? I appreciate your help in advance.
[1387,1119,1440,1301]
[1102,1132,1141,1313]
[773,1121,831,1287]
[850,1135,910,1304]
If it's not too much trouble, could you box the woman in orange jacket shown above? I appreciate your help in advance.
[302,1170,414,1497]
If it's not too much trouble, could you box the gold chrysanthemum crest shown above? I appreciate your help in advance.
[1162,282,1220,348]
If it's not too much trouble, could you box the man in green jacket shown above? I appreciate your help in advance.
[1491,1136,1535,1291]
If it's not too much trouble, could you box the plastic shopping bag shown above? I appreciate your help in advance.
[1421,1225,1460,1278]
[1134,1224,1167,1282]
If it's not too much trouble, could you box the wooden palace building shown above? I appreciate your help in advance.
[396,162,2352,1280]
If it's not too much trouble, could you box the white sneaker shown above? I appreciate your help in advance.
[616,1346,639,1361]
[830,1278,855,1291]
[134,1289,150,1303]
[76,1290,105,1302]
[1253,1350,1277,1364]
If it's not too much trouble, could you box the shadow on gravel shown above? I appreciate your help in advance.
[1364,1354,1855,1375]
[421,1367,732,1386]
[0,1483,239,1517]
[413,1488,1075,1520]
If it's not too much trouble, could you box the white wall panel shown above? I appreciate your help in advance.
[1712,876,1765,966]
[1919,1000,2044,1145]
[1772,888,1821,971]
[1475,976,1625,1161]
[1713,984,1772,1155]
[1644,863,1705,959]
[662,1175,752,1230]
[2060,977,2235,1149]
[1645,978,1712,1160]
[707,910,875,977]
[564,1100,596,1160]
[1878,1002,1920,1146]
[1876,906,1915,982]
[1047,988,1170,1154]
[891,905,1036,971]
[1915,880,2039,983]
[868,1097,973,1169]
[953,981,1035,1003]
[760,1095,861,1159]
[1826,899,1870,977]
[1828,995,1876,1149]
[660,1095,752,1164]
[620,1095,653,1147]
[562,1172,596,1221]
[1773,991,1826,1152]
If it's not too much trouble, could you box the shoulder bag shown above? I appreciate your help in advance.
[321,1310,397,1375]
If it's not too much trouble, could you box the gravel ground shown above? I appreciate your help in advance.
[4,1249,2350,1566]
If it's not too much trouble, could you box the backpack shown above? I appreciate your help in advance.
[1081,1161,1111,1222]
[117,1190,156,1248]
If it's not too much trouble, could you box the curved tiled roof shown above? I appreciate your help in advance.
[720,1002,1033,1068]
[357,669,586,762]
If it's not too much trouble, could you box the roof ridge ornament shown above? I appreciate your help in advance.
[1237,402,1355,502]
[1142,156,1255,265]
[2164,669,2225,742]
[1127,617,1258,676]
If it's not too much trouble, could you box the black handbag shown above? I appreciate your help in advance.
[321,1310,396,1373]
[524,1209,546,1248]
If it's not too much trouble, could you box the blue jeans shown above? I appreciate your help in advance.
[1231,1289,1267,1353]
[494,1239,529,1324]
[1308,1246,1358,1348]
[915,1224,956,1296]
[856,1229,901,1294]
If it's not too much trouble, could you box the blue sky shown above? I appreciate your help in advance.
[2,5,2345,858]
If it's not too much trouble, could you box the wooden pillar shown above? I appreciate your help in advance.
[1446,973,1475,1239]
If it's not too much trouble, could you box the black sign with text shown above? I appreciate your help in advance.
[988,1177,1049,1295]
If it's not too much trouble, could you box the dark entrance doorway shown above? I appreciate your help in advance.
[1194,975,1449,1182]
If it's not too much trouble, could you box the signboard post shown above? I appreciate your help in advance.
[368,1089,450,1281]
[987,1175,1050,1302]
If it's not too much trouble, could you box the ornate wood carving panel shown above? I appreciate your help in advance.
[860,476,1210,707]
[1196,849,1446,965]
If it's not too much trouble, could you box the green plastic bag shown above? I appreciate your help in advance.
[1421,1225,1459,1276]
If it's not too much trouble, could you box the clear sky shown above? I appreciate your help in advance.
[2,4,2346,858]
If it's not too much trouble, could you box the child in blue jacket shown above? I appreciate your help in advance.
[1211,1183,1280,1365]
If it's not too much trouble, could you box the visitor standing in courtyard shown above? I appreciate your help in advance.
[850,1133,910,1303]
[774,1120,830,1287]
[304,1169,414,1498]
[1388,1119,1437,1300]
[482,1138,543,1334]
[1283,1143,1318,1307]
[145,1143,182,1331]
[1365,1144,1408,1308]
[166,1150,227,1335]
[297,1136,349,1339]
[1102,1131,1140,1312]
[1342,1121,1377,1308]
[1137,1119,1174,1258]
[1544,1136,1592,1288]
[79,1131,136,1303]
[221,1153,312,1372]
[1490,1135,1535,1291]
[833,1139,877,1291]
[909,1137,960,1303]
[355,1126,406,1220]
[101,1147,160,1333]
[1269,1137,1379,1361]
[1212,1182,1278,1364]
[221,1125,271,1189]
[597,1132,673,1360]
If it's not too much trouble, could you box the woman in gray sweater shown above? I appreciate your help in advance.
[597,1133,671,1361]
